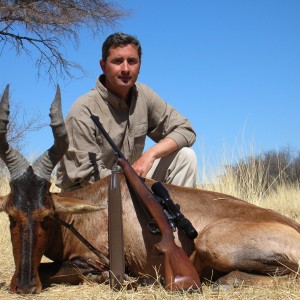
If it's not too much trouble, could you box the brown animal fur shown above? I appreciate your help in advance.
[41,175,300,287]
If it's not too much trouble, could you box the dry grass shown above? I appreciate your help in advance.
[0,154,300,299]
[0,176,9,196]
[199,150,300,224]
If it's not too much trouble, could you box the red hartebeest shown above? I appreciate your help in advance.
[0,85,300,294]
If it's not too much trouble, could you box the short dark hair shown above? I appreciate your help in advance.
[102,32,142,62]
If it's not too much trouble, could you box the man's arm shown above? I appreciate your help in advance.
[131,137,178,177]
[140,85,196,148]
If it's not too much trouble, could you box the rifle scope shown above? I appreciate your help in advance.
[151,182,198,240]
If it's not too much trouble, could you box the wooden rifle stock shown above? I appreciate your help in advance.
[90,114,200,290]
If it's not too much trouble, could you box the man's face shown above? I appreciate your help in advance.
[100,44,141,99]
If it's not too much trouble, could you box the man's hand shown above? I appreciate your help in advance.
[131,149,156,177]
[131,137,178,177]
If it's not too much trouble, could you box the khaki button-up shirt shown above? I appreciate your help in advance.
[56,76,196,191]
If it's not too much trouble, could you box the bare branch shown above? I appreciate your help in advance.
[6,101,47,151]
[0,0,128,81]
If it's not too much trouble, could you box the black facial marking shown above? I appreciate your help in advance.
[10,167,50,212]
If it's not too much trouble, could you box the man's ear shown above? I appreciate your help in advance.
[100,59,106,73]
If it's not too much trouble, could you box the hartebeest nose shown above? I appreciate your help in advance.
[15,278,40,294]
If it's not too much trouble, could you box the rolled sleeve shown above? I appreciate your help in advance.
[167,129,196,149]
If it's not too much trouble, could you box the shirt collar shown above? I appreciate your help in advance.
[96,75,135,111]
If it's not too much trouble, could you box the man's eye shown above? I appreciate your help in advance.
[112,59,123,64]
[128,59,138,65]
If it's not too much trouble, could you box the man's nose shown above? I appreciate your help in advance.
[121,61,129,72]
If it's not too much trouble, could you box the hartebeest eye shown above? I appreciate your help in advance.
[9,216,17,229]
[40,219,49,230]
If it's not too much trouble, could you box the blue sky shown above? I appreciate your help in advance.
[1,0,300,178]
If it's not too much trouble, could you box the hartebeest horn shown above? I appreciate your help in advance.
[0,85,30,179]
[32,85,69,180]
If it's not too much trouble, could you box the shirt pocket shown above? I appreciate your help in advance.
[130,122,148,161]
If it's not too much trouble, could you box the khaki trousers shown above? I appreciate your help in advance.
[146,147,198,188]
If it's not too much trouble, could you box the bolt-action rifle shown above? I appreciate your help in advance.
[91,115,200,291]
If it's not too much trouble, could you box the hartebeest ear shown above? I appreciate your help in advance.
[0,195,9,212]
[51,194,107,214]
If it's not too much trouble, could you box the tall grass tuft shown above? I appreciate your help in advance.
[199,143,300,223]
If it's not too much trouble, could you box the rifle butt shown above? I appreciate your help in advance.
[162,244,201,291]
